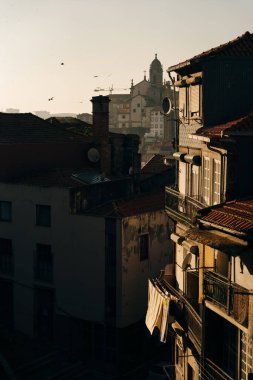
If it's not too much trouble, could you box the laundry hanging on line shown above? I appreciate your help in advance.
[145,279,176,343]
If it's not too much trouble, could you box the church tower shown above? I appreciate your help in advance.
[149,54,163,85]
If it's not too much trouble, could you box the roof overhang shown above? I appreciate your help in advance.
[183,228,248,256]
[189,134,210,142]
[167,61,191,73]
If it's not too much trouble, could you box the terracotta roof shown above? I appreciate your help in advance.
[0,113,86,143]
[198,198,253,235]
[141,155,170,177]
[195,112,253,139]
[87,191,165,217]
[169,31,253,71]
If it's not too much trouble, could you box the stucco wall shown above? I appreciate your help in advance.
[0,183,105,336]
[119,210,171,327]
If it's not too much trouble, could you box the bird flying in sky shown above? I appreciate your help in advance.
[48,97,54,101]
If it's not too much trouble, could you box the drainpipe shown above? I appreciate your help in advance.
[168,71,179,190]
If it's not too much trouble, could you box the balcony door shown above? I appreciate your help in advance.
[179,162,186,196]
[203,157,211,205]
[191,165,199,199]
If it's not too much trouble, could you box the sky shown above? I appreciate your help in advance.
[0,0,252,115]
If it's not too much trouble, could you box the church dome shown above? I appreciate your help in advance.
[149,54,163,85]
[150,54,163,71]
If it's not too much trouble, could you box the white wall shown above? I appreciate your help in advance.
[0,183,105,336]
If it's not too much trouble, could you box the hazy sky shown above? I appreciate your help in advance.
[0,0,252,115]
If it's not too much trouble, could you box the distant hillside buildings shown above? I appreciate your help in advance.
[109,55,177,147]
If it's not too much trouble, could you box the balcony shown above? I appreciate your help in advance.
[205,358,234,380]
[162,279,202,354]
[165,187,205,226]
[204,271,249,328]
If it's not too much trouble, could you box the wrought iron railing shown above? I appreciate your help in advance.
[165,187,205,225]
[162,279,202,353]
[205,358,234,380]
[204,271,249,327]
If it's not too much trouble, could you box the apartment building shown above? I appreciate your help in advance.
[146,31,253,380]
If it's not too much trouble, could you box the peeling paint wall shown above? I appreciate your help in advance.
[118,210,172,328]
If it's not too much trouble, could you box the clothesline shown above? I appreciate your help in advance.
[145,279,178,343]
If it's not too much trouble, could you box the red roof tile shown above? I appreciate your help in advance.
[199,198,253,234]
[88,191,165,217]
[195,112,253,139]
[169,31,253,71]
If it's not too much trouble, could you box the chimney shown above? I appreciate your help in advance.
[91,95,110,141]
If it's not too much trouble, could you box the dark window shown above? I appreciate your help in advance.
[140,234,149,261]
[122,123,126,127]
[133,108,136,113]
[34,287,54,341]
[0,239,13,275]
[0,201,12,222]
[122,115,125,119]
[137,103,140,107]
[36,205,51,227]
[35,244,53,283]
[0,279,13,328]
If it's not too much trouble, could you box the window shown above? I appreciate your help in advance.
[35,244,53,283]
[137,103,140,107]
[190,85,200,117]
[0,201,12,222]
[203,157,211,205]
[140,234,149,261]
[241,332,253,380]
[0,239,13,275]
[36,205,51,227]
[191,165,199,198]
[122,123,126,127]
[213,159,221,204]
[122,115,125,119]
[133,108,136,113]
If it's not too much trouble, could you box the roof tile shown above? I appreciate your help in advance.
[195,112,253,139]
[169,31,253,71]
[199,198,253,234]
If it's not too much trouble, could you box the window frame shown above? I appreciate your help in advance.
[0,238,13,275]
[34,243,53,283]
[0,201,12,222]
[140,234,149,261]
[36,205,51,227]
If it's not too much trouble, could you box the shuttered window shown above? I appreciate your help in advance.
[203,157,211,205]
[190,85,200,117]
[179,87,188,119]
[213,159,221,204]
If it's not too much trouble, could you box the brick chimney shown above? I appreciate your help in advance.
[90,95,111,175]
[91,95,110,141]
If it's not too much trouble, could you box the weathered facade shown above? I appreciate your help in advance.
[145,31,253,380]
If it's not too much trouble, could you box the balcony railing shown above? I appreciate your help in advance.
[162,279,202,353]
[165,187,205,225]
[204,271,249,327]
[205,358,234,380]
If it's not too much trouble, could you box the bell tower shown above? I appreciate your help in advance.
[149,54,163,85]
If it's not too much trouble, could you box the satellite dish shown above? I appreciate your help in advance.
[182,252,192,271]
[162,97,172,115]
[87,148,100,163]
